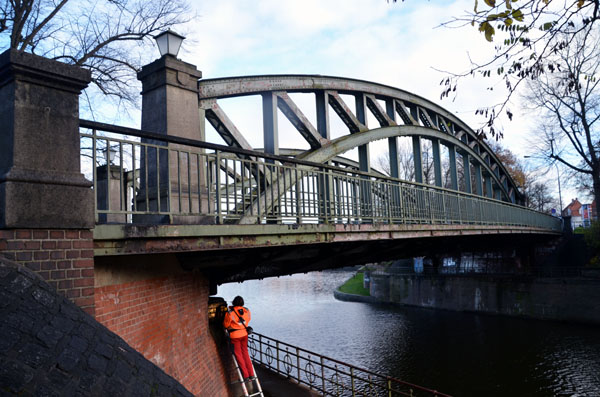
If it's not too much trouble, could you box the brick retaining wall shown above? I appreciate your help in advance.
[95,273,230,396]
[0,229,95,315]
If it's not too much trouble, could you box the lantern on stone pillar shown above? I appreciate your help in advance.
[154,30,185,58]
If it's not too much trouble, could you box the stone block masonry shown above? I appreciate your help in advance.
[0,229,95,316]
[370,273,600,325]
[95,272,230,396]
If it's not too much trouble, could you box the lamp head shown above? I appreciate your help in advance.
[154,30,185,58]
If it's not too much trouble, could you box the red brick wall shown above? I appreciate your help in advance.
[0,228,95,315]
[95,273,230,396]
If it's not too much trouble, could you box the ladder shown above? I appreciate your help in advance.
[230,348,264,397]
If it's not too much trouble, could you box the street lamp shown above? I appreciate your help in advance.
[104,145,117,165]
[154,30,185,58]
[524,155,563,215]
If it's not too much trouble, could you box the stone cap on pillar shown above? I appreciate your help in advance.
[0,49,91,93]
[137,55,202,94]
[0,49,94,229]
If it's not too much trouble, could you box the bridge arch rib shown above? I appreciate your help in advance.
[198,74,520,204]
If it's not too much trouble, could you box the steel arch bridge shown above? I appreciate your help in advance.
[84,73,561,280]
[198,74,520,206]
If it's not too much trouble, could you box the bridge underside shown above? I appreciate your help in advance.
[94,224,559,284]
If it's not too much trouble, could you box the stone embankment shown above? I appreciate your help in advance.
[367,271,600,325]
[0,255,192,396]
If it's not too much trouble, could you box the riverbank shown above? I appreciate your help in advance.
[336,269,600,325]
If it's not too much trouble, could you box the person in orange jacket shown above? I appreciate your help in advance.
[223,296,255,380]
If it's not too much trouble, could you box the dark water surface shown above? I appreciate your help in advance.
[218,270,600,396]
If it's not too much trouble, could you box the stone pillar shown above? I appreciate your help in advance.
[0,49,95,314]
[96,164,128,224]
[136,55,205,223]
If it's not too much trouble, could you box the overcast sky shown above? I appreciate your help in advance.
[172,0,574,203]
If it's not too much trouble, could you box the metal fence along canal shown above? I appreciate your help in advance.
[248,332,451,397]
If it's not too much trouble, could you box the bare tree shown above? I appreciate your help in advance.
[524,181,557,213]
[394,0,600,139]
[374,145,415,181]
[524,27,600,210]
[0,0,191,112]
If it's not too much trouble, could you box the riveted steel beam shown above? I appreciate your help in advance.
[366,94,396,127]
[201,100,253,151]
[395,100,415,125]
[275,92,327,149]
[327,91,366,133]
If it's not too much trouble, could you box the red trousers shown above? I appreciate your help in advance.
[231,335,254,378]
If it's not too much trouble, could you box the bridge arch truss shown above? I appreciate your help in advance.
[198,75,520,205]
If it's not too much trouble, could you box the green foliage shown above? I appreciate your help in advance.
[338,272,370,297]
[583,221,600,250]
[583,221,600,267]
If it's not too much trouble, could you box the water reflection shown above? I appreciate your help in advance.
[217,270,600,396]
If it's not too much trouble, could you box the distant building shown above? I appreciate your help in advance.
[563,198,583,228]
[563,198,597,228]
[582,200,597,227]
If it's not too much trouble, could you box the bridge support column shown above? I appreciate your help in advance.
[355,94,372,221]
[474,164,483,196]
[137,54,205,222]
[412,136,424,183]
[316,91,330,139]
[0,49,95,314]
[431,138,443,187]
[262,92,279,160]
[448,145,459,190]
[485,175,494,198]
[386,100,399,179]
[463,153,472,194]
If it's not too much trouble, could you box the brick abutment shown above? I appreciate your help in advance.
[94,272,231,396]
[0,229,95,316]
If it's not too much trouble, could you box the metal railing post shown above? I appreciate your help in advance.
[297,347,301,384]
[321,356,326,395]
[350,366,356,396]
[215,151,222,224]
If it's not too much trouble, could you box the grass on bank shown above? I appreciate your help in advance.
[337,272,370,296]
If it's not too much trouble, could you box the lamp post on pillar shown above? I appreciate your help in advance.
[154,30,185,58]
[135,30,210,224]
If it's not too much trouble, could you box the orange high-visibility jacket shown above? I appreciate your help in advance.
[223,306,251,339]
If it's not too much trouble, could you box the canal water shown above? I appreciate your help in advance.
[217,269,600,397]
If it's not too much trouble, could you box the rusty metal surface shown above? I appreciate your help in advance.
[93,223,560,257]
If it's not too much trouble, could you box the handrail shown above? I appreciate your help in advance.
[79,119,562,232]
[248,332,452,396]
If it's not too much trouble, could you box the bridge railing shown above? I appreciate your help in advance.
[249,332,451,397]
[79,119,561,232]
